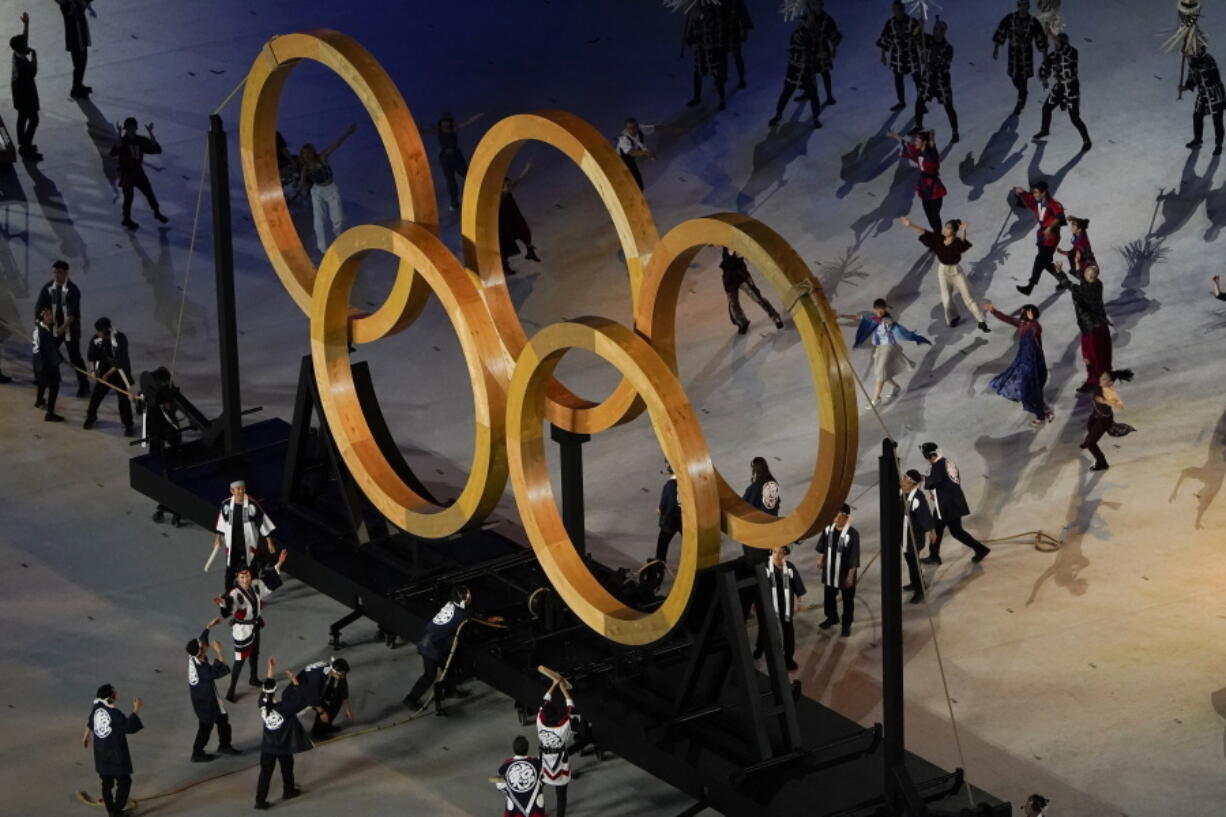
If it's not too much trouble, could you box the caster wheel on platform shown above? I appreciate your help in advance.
[152,510,164,523]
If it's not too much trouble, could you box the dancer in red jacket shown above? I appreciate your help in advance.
[1013,179,1065,295]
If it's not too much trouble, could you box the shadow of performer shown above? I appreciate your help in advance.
[23,159,89,272]
[958,115,1026,202]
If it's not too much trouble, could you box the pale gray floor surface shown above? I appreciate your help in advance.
[2,1,1225,815]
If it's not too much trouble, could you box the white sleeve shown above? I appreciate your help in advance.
[259,513,276,536]
[616,133,633,154]
[762,481,781,512]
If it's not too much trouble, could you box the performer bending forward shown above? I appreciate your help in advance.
[900,216,989,332]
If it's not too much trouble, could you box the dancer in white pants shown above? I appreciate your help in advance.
[297,124,357,254]
[900,216,991,333]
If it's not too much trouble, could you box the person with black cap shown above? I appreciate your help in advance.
[815,503,860,637]
[82,684,143,817]
[254,657,309,810]
[186,616,240,762]
[208,480,278,595]
[403,584,503,715]
[296,658,353,740]
[84,317,134,435]
[900,469,933,604]
[920,442,990,565]
[34,260,89,397]
[754,545,806,670]
[655,462,682,563]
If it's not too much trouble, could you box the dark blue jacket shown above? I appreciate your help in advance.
[658,477,681,533]
[88,701,143,777]
[188,629,230,724]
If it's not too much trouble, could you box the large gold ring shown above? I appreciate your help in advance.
[505,318,722,645]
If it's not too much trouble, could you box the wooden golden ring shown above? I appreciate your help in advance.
[240,30,439,344]
[505,317,722,645]
[311,221,508,538]
[462,111,660,435]
[635,214,859,549]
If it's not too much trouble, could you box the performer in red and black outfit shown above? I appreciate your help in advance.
[915,19,959,143]
[1013,180,1065,296]
[889,129,946,234]
[496,736,547,817]
[877,1,922,112]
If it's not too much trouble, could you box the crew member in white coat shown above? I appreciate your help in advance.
[209,480,278,594]
[753,545,807,670]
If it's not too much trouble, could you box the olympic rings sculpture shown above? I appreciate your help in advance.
[240,30,858,645]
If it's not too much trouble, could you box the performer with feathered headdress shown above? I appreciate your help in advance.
[992,0,1049,117]
[669,0,729,111]
[877,0,924,112]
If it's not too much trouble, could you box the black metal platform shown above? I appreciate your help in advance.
[130,417,1006,817]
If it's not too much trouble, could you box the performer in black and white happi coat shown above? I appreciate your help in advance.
[186,617,241,762]
[496,735,547,817]
[403,584,504,714]
[82,684,143,817]
[297,658,353,740]
[254,658,310,810]
[209,479,278,594]
[816,503,860,638]
[900,469,934,604]
[32,304,63,422]
[1034,32,1091,151]
[754,546,807,670]
[915,19,960,142]
[213,548,288,702]
[920,442,991,565]
[34,259,90,397]
[807,0,843,107]
[682,0,728,110]
[876,1,922,111]
[1182,45,1226,155]
[992,0,1049,116]
[536,678,578,817]
[768,16,822,130]
[84,317,134,436]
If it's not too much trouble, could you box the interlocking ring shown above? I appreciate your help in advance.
[241,31,858,645]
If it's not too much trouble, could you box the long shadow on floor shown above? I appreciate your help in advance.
[736,121,813,213]
[957,114,1026,202]
[835,109,909,200]
[1150,152,1219,241]
[23,159,90,272]
[1169,405,1226,530]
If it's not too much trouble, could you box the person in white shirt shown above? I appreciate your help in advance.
[616,118,655,190]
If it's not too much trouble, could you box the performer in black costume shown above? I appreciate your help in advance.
[915,18,959,143]
[720,0,753,89]
[84,317,134,435]
[186,617,241,762]
[499,172,540,276]
[683,1,728,110]
[428,112,483,210]
[900,469,933,604]
[34,260,89,397]
[296,658,353,740]
[32,305,63,422]
[1033,32,1091,151]
[83,684,143,817]
[403,585,504,714]
[496,735,547,817]
[753,546,807,670]
[254,658,309,810]
[1182,45,1226,155]
[806,0,842,107]
[769,15,822,130]
[210,479,278,594]
[877,1,922,112]
[993,0,1049,116]
[655,462,681,562]
[816,503,860,638]
[721,248,785,332]
[920,442,991,565]
[11,12,41,160]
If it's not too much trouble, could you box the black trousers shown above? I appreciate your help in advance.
[822,582,856,624]
[1193,108,1225,147]
[820,70,834,102]
[727,279,782,329]
[311,698,342,737]
[755,614,795,663]
[655,527,677,562]
[255,753,295,803]
[920,197,943,235]
[548,782,569,817]
[621,154,643,190]
[226,630,261,698]
[439,151,467,208]
[931,515,987,560]
[1026,245,1059,288]
[122,175,161,220]
[192,713,233,755]
[86,371,134,427]
[903,540,923,591]
[16,109,38,149]
[731,48,746,86]
[70,48,88,92]
[773,73,820,123]
[915,97,958,136]
[1082,414,1112,468]
[100,774,131,815]
[406,653,442,704]
[35,373,59,413]
[692,70,727,106]
[893,71,920,105]
[1011,73,1028,110]
[1040,101,1090,143]
[55,333,89,389]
